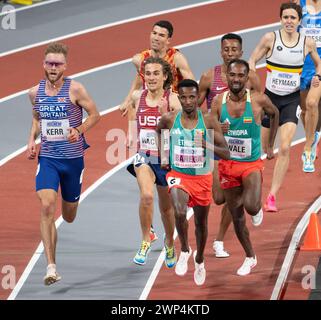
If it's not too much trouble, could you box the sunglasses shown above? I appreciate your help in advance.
[44,61,65,68]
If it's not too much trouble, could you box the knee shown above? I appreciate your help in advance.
[140,192,154,207]
[40,198,56,216]
[278,143,291,157]
[63,214,76,223]
[244,201,261,216]
[213,193,225,205]
[306,97,318,111]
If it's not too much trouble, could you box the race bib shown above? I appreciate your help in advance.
[269,70,300,93]
[225,136,251,159]
[173,145,204,168]
[139,129,158,151]
[41,119,69,142]
[301,27,321,48]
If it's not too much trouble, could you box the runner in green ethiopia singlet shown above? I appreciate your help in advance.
[220,89,261,162]
[169,110,210,175]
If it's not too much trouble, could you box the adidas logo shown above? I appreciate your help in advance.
[171,128,181,135]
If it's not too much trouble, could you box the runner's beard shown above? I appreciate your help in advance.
[45,70,64,85]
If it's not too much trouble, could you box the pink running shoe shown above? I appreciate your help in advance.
[264,193,278,212]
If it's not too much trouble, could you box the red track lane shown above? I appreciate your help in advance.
[148,145,321,300]
[0,0,281,99]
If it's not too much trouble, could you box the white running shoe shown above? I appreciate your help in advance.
[43,264,61,286]
[237,256,257,276]
[251,209,263,227]
[213,240,230,258]
[175,247,192,276]
[193,251,206,286]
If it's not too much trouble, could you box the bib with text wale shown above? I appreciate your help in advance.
[225,136,252,159]
[42,119,70,142]
[173,145,204,168]
[270,70,300,92]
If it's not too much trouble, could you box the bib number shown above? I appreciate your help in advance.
[42,119,69,142]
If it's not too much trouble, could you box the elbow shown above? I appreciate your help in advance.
[223,149,230,160]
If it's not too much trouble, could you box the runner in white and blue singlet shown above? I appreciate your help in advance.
[27,42,100,286]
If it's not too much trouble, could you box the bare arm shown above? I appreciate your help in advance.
[168,92,182,112]
[174,51,195,79]
[156,113,173,167]
[127,90,141,148]
[120,53,143,116]
[249,32,274,71]
[259,93,279,159]
[248,70,262,93]
[27,86,40,160]
[306,37,321,76]
[198,69,212,107]
[70,81,101,143]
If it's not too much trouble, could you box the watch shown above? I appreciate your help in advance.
[314,74,321,81]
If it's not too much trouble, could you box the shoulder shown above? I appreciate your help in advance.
[70,80,86,96]
[132,89,143,101]
[262,31,275,45]
[132,52,144,67]
[250,91,266,103]
[173,49,187,63]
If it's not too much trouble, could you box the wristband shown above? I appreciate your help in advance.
[74,127,81,134]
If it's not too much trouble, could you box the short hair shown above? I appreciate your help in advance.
[280,2,302,20]
[153,20,174,38]
[45,42,68,58]
[177,79,199,92]
[144,57,173,90]
[227,59,250,75]
[221,33,243,46]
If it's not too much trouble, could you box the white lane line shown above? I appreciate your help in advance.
[139,208,194,300]
[0,0,62,17]
[270,199,321,300]
[139,137,307,300]
[0,19,277,104]
[7,154,135,300]
[0,60,266,168]
[0,0,225,57]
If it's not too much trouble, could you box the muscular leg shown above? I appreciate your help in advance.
[157,186,175,247]
[193,205,210,264]
[223,186,255,257]
[270,122,297,196]
[170,187,190,252]
[242,171,262,217]
[135,164,156,242]
[212,160,232,242]
[303,86,321,152]
[37,189,58,265]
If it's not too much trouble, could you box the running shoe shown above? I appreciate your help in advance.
[164,237,176,269]
[193,251,206,286]
[150,225,158,243]
[213,240,230,258]
[302,151,315,173]
[133,240,151,265]
[264,193,277,212]
[251,209,263,227]
[237,256,257,276]
[43,264,61,286]
[175,247,192,276]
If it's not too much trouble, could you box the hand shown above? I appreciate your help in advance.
[312,75,320,88]
[161,157,170,170]
[266,146,274,160]
[27,140,37,160]
[119,101,129,117]
[67,127,80,143]
[158,97,169,114]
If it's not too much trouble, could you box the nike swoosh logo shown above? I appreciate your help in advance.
[74,195,80,200]
[39,98,48,103]
[216,86,227,91]
[140,108,149,113]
